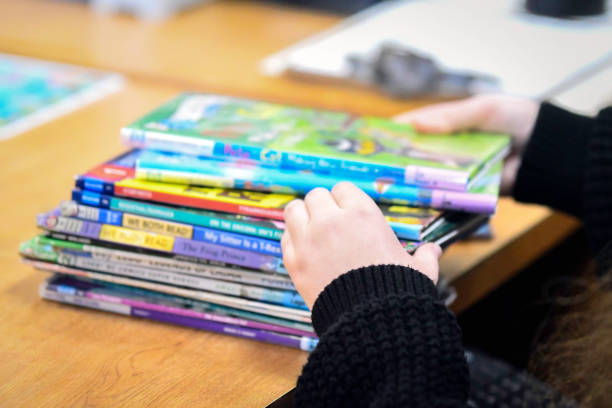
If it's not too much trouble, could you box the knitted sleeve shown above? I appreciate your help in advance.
[294,265,470,408]
[513,104,612,253]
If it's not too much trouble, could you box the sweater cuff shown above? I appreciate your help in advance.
[513,103,594,217]
[310,264,438,336]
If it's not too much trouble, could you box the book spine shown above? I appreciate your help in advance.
[121,212,193,239]
[191,226,281,257]
[41,284,316,350]
[53,252,306,310]
[72,189,284,241]
[59,201,122,225]
[75,176,115,194]
[30,260,310,322]
[38,213,286,274]
[113,183,285,220]
[78,241,295,290]
[38,232,294,289]
[123,128,468,190]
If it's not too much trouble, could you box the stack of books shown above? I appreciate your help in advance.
[19,94,510,351]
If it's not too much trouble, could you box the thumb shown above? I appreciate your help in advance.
[411,243,442,284]
[394,97,492,134]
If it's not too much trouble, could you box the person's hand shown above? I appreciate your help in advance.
[394,95,540,194]
[282,182,442,310]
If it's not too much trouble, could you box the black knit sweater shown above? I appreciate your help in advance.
[294,104,612,407]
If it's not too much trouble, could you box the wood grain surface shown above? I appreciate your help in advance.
[0,1,580,406]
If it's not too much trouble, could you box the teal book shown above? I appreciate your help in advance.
[121,93,510,191]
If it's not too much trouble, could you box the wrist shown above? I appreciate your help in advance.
[310,264,438,336]
[513,103,594,217]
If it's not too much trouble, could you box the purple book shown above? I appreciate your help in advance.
[41,277,318,351]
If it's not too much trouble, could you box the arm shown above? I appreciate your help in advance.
[295,265,469,408]
[513,104,612,252]
[282,183,470,407]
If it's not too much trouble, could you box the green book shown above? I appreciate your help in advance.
[121,93,510,191]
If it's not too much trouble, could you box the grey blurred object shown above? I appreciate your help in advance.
[526,0,606,17]
[348,43,499,98]
[90,0,210,21]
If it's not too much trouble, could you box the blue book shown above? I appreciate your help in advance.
[135,149,502,214]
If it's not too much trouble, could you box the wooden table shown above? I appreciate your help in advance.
[0,1,580,406]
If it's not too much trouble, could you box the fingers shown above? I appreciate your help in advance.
[394,96,493,134]
[304,187,339,217]
[411,243,442,284]
[331,181,378,211]
[284,199,308,240]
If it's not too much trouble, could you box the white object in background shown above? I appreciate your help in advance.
[552,63,612,115]
[262,0,612,101]
[91,0,209,21]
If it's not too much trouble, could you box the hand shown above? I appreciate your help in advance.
[394,95,540,194]
[282,182,442,310]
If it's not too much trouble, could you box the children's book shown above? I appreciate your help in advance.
[39,275,318,350]
[120,93,510,191]
[72,188,440,241]
[28,260,311,323]
[20,235,295,290]
[36,209,287,275]
[135,149,502,214]
[58,201,283,257]
[0,53,123,140]
[72,189,285,240]
[76,149,501,216]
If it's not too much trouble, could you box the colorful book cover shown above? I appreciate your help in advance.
[0,53,124,141]
[41,275,317,350]
[72,188,439,241]
[19,235,295,291]
[135,149,501,214]
[121,93,510,190]
[76,149,502,216]
[36,210,286,275]
[60,201,283,257]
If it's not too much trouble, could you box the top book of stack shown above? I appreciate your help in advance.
[121,94,510,191]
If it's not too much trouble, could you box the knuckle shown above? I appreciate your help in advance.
[284,199,301,216]
[305,187,328,200]
[332,181,354,194]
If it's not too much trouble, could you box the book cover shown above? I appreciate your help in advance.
[0,53,124,141]
[121,93,510,190]
[135,149,501,213]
